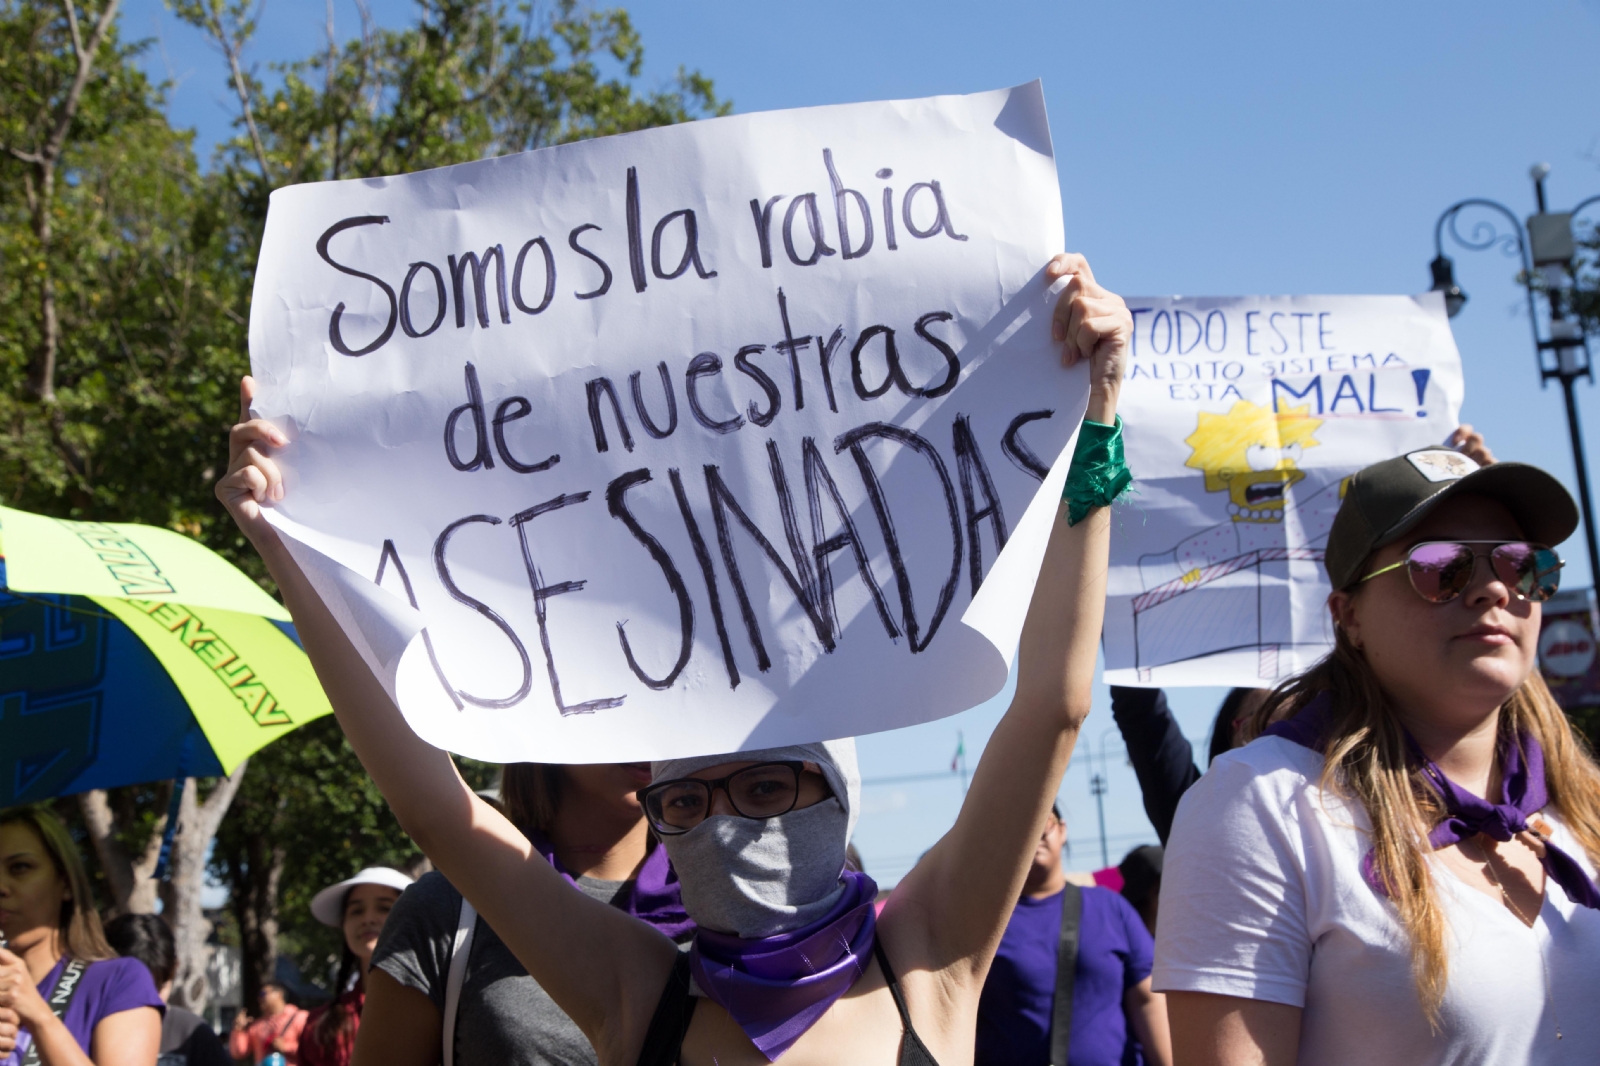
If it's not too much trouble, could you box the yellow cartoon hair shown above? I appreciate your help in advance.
[1184,400,1322,492]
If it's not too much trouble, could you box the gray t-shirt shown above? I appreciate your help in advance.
[372,869,645,1066]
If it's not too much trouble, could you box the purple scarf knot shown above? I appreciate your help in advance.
[1265,692,1600,910]
[690,869,879,1062]
[527,830,695,940]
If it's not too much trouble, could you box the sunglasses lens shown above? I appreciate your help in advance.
[1492,544,1562,602]
[1406,542,1475,602]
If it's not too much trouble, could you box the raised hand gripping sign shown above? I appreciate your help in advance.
[1101,294,1464,689]
[248,82,1087,763]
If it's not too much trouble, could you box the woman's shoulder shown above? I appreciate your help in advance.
[79,955,165,1019]
[1168,734,1356,852]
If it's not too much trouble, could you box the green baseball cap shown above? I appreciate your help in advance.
[1324,447,1578,590]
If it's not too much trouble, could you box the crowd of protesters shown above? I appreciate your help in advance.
[2,256,1598,1066]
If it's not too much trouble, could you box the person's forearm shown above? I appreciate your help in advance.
[243,524,475,852]
[25,1013,94,1066]
[1128,985,1174,1066]
[1109,686,1200,844]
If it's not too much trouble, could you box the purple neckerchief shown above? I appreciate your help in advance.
[1265,692,1600,909]
[690,869,878,1062]
[527,830,695,940]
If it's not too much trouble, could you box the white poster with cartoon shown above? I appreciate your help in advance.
[1101,294,1464,689]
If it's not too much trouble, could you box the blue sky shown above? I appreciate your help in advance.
[127,0,1600,882]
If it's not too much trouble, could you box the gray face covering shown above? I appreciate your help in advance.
[651,739,859,939]
[663,798,850,938]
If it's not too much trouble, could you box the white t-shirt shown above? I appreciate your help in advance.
[1154,735,1600,1066]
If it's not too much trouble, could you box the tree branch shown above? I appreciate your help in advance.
[205,0,272,179]
[43,0,122,168]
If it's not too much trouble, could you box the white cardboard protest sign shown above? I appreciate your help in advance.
[1101,294,1464,689]
[248,82,1088,763]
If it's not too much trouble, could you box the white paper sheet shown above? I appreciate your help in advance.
[247,82,1088,763]
[1101,294,1464,689]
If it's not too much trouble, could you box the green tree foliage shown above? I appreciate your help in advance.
[3,0,724,1003]
[210,716,495,1000]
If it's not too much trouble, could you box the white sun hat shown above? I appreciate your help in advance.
[309,866,415,927]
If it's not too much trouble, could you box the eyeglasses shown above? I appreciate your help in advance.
[636,761,806,835]
[1358,541,1563,604]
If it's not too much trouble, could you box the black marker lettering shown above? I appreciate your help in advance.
[802,436,899,642]
[910,311,961,397]
[685,352,744,435]
[492,397,558,473]
[433,515,532,707]
[629,362,678,439]
[606,469,693,690]
[626,166,647,293]
[835,422,963,653]
[734,345,781,428]
[749,195,784,269]
[1001,410,1056,481]
[317,215,396,357]
[670,468,739,688]
[705,458,833,671]
[375,539,461,709]
[782,193,835,267]
[448,245,510,328]
[824,148,873,260]
[652,209,717,280]
[400,261,446,338]
[510,494,624,716]
[816,326,846,413]
[511,237,556,315]
[585,377,634,453]
[901,180,969,242]
[952,414,1008,595]
[444,362,494,471]
[774,288,811,411]
[850,325,898,400]
[569,224,613,300]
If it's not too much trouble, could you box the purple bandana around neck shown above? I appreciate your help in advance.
[527,829,696,940]
[689,868,879,1062]
[1264,692,1600,909]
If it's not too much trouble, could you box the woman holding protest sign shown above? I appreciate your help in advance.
[1156,445,1600,1065]
[218,251,1130,1066]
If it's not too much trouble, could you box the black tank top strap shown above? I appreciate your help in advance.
[635,951,697,1066]
[872,939,942,1066]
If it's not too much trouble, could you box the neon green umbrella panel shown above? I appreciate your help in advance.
[1,506,331,800]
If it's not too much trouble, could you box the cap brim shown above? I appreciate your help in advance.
[1373,461,1579,556]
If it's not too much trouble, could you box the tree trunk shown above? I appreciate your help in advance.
[166,762,249,1013]
[231,831,287,1009]
[77,785,167,915]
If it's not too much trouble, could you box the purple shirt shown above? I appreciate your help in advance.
[976,885,1154,1066]
[3,956,164,1066]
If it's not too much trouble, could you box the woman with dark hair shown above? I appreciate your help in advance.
[298,868,412,1066]
[358,762,691,1066]
[1158,446,1600,1064]
[103,914,230,1066]
[218,251,1129,1064]
[0,805,163,1066]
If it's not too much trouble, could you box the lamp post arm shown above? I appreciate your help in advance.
[1435,198,1540,354]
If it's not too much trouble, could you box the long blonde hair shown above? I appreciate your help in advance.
[1246,623,1600,1019]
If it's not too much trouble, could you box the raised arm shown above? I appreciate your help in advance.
[1109,686,1201,844]
[216,381,677,1061]
[884,252,1128,976]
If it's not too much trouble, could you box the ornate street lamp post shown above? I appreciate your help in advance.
[1431,165,1600,582]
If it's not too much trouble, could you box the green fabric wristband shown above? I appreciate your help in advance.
[1062,415,1132,526]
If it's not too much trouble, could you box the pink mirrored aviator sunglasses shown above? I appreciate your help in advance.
[1358,540,1563,604]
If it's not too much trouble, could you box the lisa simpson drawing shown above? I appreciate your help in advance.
[1130,400,1347,681]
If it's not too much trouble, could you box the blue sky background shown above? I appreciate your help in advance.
[125,0,1600,882]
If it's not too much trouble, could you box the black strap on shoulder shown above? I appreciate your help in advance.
[873,939,914,1030]
[22,958,88,1066]
[635,951,696,1066]
[1049,884,1082,1066]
